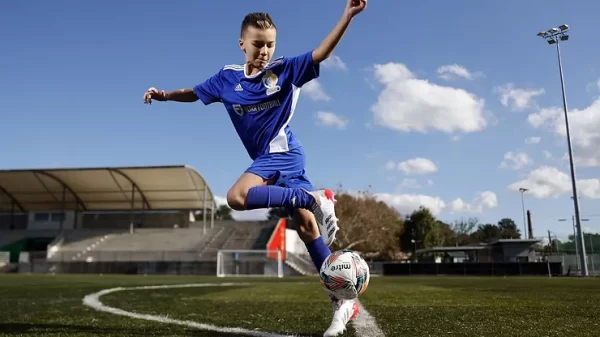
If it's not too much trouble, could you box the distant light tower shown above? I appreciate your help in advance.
[537,24,588,277]
[519,188,528,238]
[558,216,589,272]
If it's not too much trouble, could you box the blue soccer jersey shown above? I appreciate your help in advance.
[193,50,319,161]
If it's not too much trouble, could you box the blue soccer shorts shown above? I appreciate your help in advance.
[245,146,314,216]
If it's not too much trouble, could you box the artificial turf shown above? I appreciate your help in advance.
[0,274,598,336]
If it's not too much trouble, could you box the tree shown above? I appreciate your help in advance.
[437,220,457,246]
[497,218,521,239]
[195,204,234,221]
[556,233,600,254]
[215,205,233,220]
[451,217,479,246]
[330,188,404,260]
[399,207,445,253]
[472,224,501,243]
[267,207,290,220]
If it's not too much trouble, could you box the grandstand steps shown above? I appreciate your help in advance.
[285,253,318,276]
[198,226,236,261]
[220,222,276,251]
[74,228,212,262]
[51,230,118,262]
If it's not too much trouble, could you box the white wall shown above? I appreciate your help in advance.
[285,229,308,255]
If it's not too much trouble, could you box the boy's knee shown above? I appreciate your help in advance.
[226,188,247,211]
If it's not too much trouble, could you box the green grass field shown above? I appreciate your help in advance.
[0,274,598,337]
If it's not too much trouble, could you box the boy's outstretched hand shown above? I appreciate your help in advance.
[345,0,367,19]
[143,87,167,104]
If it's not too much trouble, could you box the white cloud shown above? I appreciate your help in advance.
[214,196,227,206]
[374,193,447,216]
[398,178,421,189]
[450,191,498,213]
[436,64,479,81]
[527,107,561,128]
[528,99,600,167]
[302,80,331,101]
[585,79,600,93]
[427,179,434,186]
[370,63,488,134]
[525,136,541,144]
[543,150,553,160]
[500,151,533,170]
[494,83,545,111]
[213,196,269,221]
[375,191,497,217]
[316,111,348,129]
[507,166,600,199]
[397,158,438,175]
[384,160,396,170]
[322,55,347,71]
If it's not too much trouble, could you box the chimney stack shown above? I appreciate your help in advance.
[527,210,533,239]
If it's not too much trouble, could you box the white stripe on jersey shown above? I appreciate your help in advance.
[223,64,244,71]
[268,84,301,153]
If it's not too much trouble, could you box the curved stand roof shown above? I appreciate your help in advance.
[0,165,215,212]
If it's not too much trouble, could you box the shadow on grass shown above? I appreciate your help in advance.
[0,323,323,337]
[0,323,149,335]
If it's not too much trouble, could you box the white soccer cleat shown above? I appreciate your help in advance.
[323,297,360,337]
[307,189,339,246]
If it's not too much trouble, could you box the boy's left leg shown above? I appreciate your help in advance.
[283,171,359,337]
[291,208,360,337]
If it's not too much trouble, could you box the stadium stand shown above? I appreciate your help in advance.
[0,165,309,276]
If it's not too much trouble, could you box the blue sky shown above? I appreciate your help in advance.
[2,0,599,239]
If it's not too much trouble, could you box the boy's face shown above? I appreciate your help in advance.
[239,26,277,70]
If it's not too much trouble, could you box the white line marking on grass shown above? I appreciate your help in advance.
[82,282,304,337]
[353,301,385,337]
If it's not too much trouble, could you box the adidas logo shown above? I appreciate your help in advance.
[234,83,243,91]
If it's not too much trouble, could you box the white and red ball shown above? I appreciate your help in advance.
[319,249,370,300]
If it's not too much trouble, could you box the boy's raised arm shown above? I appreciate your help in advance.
[312,0,367,64]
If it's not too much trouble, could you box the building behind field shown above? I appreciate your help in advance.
[2,165,596,278]
[0,165,316,276]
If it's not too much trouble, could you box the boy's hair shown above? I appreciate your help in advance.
[240,12,276,37]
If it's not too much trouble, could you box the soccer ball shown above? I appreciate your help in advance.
[319,249,370,300]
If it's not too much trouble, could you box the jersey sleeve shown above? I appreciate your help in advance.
[193,69,224,105]
[284,50,320,87]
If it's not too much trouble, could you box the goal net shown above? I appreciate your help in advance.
[216,249,284,278]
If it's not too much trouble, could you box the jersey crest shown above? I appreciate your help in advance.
[261,70,281,96]
[193,51,318,160]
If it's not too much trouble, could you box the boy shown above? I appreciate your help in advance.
[143,1,367,335]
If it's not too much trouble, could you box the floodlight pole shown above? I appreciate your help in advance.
[519,188,528,238]
[538,25,588,277]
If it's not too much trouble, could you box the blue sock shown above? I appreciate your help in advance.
[245,186,313,210]
[306,237,331,272]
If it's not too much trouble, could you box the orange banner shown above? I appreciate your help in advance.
[266,218,286,260]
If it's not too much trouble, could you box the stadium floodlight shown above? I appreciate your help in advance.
[216,249,284,278]
[537,31,547,38]
[536,24,588,277]
[518,188,529,238]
